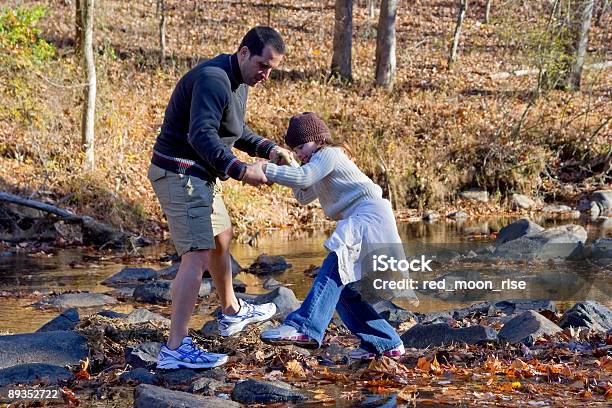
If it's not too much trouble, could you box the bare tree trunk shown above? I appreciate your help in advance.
[330,0,353,82]
[448,0,468,69]
[368,0,376,20]
[485,0,492,23]
[375,0,397,90]
[565,0,594,91]
[595,0,609,26]
[75,0,83,56]
[159,0,166,64]
[81,0,96,171]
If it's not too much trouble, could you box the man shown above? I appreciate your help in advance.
[148,26,292,369]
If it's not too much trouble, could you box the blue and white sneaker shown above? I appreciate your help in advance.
[156,337,228,370]
[218,298,277,336]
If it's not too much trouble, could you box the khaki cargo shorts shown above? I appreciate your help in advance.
[148,163,232,256]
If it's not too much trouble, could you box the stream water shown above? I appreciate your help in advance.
[0,216,610,334]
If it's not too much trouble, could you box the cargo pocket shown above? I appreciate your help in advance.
[147,164,167,182]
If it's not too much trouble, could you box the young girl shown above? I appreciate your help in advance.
[260,112,417,360]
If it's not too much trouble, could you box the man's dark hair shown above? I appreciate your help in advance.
[238,26,285,56]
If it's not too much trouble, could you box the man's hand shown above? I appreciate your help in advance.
[241,161,269,186]
[269,146,295,166]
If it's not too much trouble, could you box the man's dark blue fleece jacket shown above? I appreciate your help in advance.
[151,53,276,182]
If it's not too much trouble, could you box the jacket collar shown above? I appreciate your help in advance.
[228,53,244,89]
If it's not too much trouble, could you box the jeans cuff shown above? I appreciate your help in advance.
[283,319,324,347]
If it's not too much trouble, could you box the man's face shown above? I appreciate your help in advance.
[238,44,283,87]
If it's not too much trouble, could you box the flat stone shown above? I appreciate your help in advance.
[0,331,88,369]
[125,342,162,368]
[133,280,211,304]
[447,210,468,219]
[0,363,74,386]
[35,292,117,309]
[160,256,241,280]
[558,301,612,332]
[459,189,489,203]
[495,218,544,245]
[263,277,282,290]
[487,299,557,316]
[498,310,562,345]
[253,287,300,319]
[119,367,157,384]
[156,368,203,385]
[103,267,159,285]
[231,378,306,404]
[423,210,440,221]
[97,309,128,319]
[134,384,238,408]
[511,194,537,210]
[400,323,497,348]
[542,204,572,213]
[372,299,418,327]
[245,254,291,275]
[125,308,170,325]
[36,308,80,332]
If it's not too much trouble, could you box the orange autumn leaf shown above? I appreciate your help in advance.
[75,357,92,380]
[417,356,430,372]
[285,359,306,378]
[510,358,528,370]
[483,355,502,373]
[597,356,612,373]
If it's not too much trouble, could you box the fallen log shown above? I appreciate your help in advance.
[490,61,612,80]
[0,191,132,248]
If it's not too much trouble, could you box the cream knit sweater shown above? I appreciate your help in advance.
[264,147,382,221]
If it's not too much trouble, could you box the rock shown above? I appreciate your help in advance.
[188,377,225,395]
[195,368,227,382]
[491,224,587,260]
[245,254,291,275]
[200,320,220,339]
[400,323,497,348]
[263,277,282,290]
[231,378,306,404]
[35,292,117,309]
[495,218,544,245]
[103,267,160,285]
[417,311,455,325]
[588,238,612,259]
[601,218,612,236]
[37,308,80,332]
[588,201,601,219]
[156,369,204,385]
[488,299,557,316]
[423,210,440,221]
[97,309,128,319]
[0,363,74,386]
[511,194,537,210]
[459,189,489,203]
[133,280,211,304]
[447,210,468,219]
[372,299,418,327]
[119,367,157,385]
[253,287,300,319]
[592,190,612,210]
[542,204,572,213]
[0,331,88,369]
[498,310,562,345]
[207,278,246,293]
[160,256,241,280]
[558,301,612,332]
[125,342,162,368]
[107,286,134,299]
[134,384,238,408]
[125,308,170,325]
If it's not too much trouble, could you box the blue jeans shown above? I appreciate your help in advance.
[284,252,402,353]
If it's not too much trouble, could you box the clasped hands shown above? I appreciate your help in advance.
[241,146,295,187]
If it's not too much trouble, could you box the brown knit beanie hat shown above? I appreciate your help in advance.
[285,112,331,148]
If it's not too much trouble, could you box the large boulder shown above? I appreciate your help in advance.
[558,301,612,332]
[495,218,544,245]
[37,308,80,332]
[400,323,497,348]
[0,331,88,369]
[134,384,237,408]
[491,224,587,260]
[498,310,562,345]
[0,363,74,386]
[253,287,300,319]
[231,379,306,404]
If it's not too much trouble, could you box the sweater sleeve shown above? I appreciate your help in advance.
[234,124,277,159]
[188,72,246,180]
[264,148,338,189]
[292,187,318,205]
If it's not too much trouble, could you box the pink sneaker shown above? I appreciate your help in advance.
[260,324,319,349]
[348,344,405,360]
